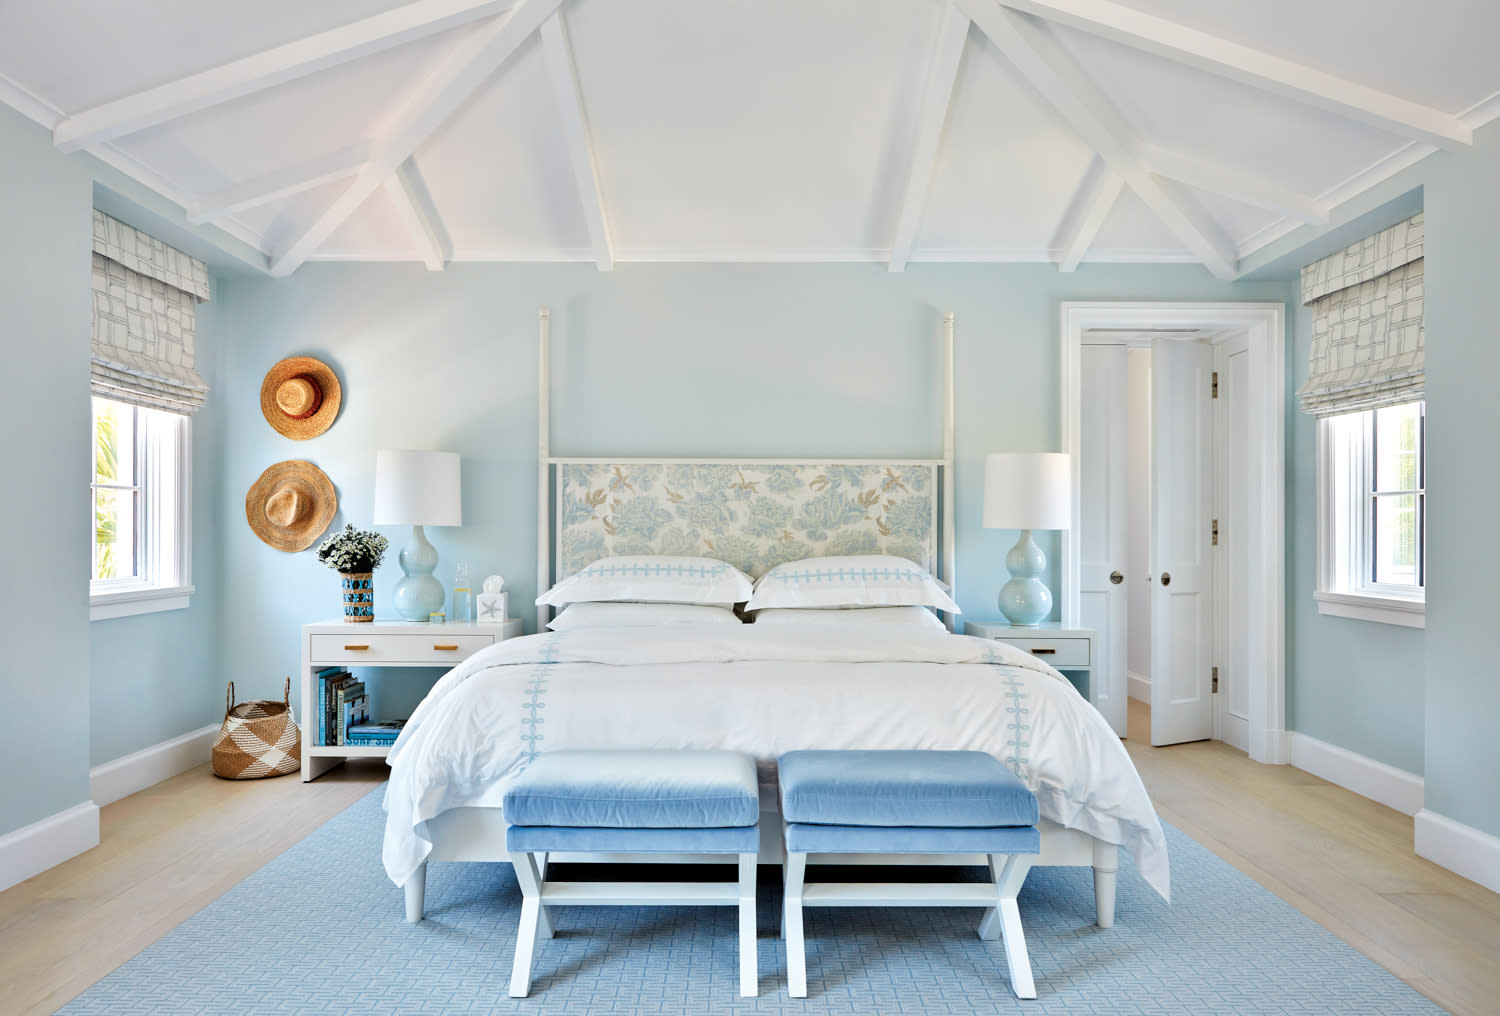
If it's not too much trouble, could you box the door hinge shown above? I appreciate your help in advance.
[1211,667,1219,693]
[1212,519,1219,546]
[1211,371,1219,398]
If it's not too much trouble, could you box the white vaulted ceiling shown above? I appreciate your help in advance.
[1,0,1494,277]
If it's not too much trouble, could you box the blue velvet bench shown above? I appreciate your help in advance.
[778,749,1041,999]
[503,749,761,998]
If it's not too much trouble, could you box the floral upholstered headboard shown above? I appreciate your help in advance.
[555,461,940,580]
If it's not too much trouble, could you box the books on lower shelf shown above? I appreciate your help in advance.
[346,719,406,747]
[314,667,403,748]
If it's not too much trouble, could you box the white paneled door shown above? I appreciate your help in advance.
[1079,344,1129,736]
[1150,339,1216,746]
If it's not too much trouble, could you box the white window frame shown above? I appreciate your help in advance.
[1314,403,1424,628]
[90,400,194,620]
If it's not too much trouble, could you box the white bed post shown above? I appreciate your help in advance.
[537,308,552,629]
[942,310,957,630]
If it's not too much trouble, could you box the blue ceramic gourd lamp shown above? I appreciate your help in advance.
[373,450,462,622]
[982,453,1072,627]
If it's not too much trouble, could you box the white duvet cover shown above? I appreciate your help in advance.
[382,627,1170,899]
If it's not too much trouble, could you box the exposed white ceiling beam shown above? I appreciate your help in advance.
[1054,156,1123,272]
[888,3,971,273]
[269,0,564,277]
[186,143,372,224]
[991,0,1472,150]
[388,158,452,270]
[539,10,614,271]
[53,0,513,153]
[958,1,1237,278]
[1143,145,1327,226]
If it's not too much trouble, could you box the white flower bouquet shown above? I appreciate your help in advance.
[315,524,389,574]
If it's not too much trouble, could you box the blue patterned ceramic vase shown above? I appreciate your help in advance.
[341,572,374,623]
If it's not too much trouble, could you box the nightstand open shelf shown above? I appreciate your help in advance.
[300,618,524,781]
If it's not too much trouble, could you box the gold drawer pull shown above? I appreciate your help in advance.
[1029,648,1057,655]
[344,644,369,651]
[434,644,460,651]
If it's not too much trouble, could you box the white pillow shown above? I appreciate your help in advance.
[746,554,960,613]
[751,606,947,632]
[547,602,743,631]
[537,555,755,607]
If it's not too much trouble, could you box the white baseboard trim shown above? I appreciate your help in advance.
[1415,809,1500,895]
[90,724,217,808]
[1288,732,1424,816]
[1127,670,1151,702]
[0,801,100,893]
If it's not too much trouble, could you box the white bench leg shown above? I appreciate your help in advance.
[508,851,547,998]
[988,854,1036,999]
[783,852,808,998]
[534,852,554,940]
[404,862,426,923]
[738,853,758,997]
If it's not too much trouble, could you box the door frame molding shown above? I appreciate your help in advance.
[1060,302,1287,764]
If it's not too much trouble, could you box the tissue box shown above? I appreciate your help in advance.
[475,591,508,624]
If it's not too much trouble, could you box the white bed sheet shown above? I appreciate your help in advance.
[382,627,1170,899]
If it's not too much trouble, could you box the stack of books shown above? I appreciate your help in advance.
[315,666,369,746]
[347,720,406,747]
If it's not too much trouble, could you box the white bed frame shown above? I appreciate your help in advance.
[402,309,1122,928]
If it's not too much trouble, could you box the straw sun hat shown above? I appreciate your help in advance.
[245,460,338,552]
[260,356,341,440]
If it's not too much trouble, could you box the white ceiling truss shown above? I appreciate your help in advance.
[2,0,1494,277]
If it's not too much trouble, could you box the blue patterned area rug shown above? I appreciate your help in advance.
[58,788,1444,1015]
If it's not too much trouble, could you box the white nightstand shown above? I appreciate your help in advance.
[300,618,524,781]
[963,620,1097,701]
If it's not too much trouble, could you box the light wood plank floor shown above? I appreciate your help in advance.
[3,705,1497,1015]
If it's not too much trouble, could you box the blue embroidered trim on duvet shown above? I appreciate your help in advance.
[519,634,563,768]
[981,647,1031,777]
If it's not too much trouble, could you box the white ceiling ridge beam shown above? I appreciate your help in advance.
[269,0,564,277]
[990,0,1471,150]
[388,157,452,270]
[888,3,971,273]
[1143,145,1327,225]
[957,0,1237,278]
[186,143,373,224]
[1054,156,1123,272]
[52,0,514,153]
[539,10,614,271]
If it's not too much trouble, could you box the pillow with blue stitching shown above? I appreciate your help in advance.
[537,555,754,607]
[746,554,959,612]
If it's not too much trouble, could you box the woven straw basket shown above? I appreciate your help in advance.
[212,678,301,779]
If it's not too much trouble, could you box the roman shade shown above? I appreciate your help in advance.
[90,210,211,414]
[1296,213,1423,417]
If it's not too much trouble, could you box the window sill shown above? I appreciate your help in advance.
[90,584,195,621]
[1313,590,1424,629]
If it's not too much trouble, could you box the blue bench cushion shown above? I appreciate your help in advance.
[784,821,1040,855]
[504,749,760,828]
[778,750,1039,828]
[507,823,760,854]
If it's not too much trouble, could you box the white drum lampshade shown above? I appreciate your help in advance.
[982,453,1071,626]
[374,450,462,621]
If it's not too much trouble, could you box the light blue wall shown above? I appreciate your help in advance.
[87,291,224,767]
[1421,124,1500,837]
[0,104,94,836]
[212,261,1289,710]
[0,107,230,839]
[1284,302,1425,775]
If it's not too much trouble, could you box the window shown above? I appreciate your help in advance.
[1315,400,1424,627]
[90,396,193,619]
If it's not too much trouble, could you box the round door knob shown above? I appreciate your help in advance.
[1160,572,1172,586]
[1109,571,1124,585]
